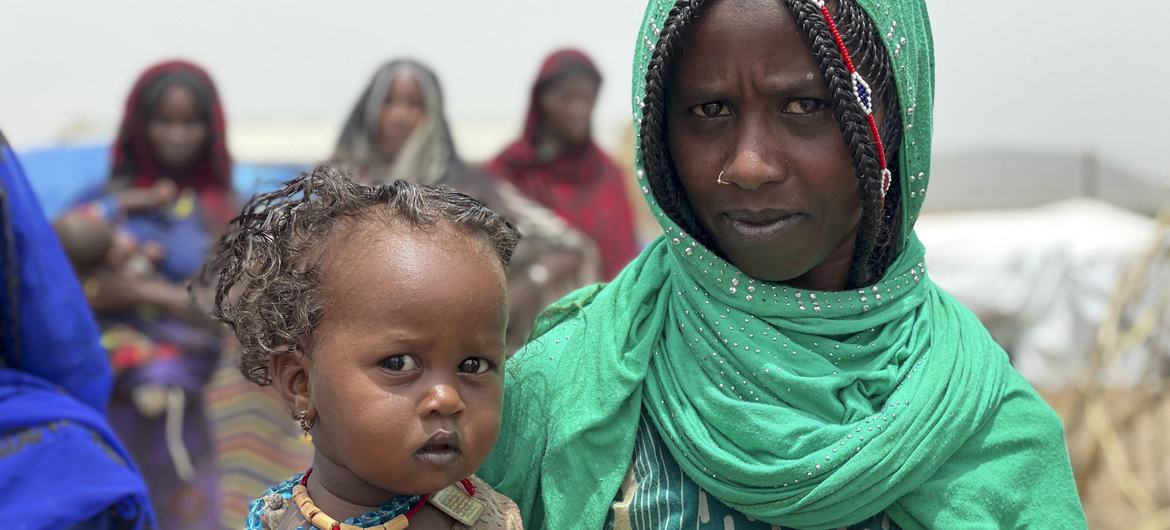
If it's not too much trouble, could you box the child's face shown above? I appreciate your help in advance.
[305,220,508,495]
[106,228,140,270]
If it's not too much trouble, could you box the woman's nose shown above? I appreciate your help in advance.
[721,118,786,190]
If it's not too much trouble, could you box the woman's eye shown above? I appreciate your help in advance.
[784,98,829,114]
[380,354,419,372]
[458,357,496,375]
[691,102,730,118]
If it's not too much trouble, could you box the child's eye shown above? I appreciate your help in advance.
[379,354,419,372]
[783,98,829,114]
[690,102,731,118]
[458,357,497,375]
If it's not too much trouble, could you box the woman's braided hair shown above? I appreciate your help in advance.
[199,166,520,385]
[640,0,903,287]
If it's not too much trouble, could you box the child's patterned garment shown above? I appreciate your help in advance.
[248,474,522,530]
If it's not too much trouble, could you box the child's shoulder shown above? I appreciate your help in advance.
[459,476,523,530]
[245,474,302,530]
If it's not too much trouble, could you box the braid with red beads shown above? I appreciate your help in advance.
[809,0,892,202]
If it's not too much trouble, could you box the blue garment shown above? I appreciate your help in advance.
[123,207,210,283]
[16,141,304,220]
[69,184,212,283]
[0,131,155,530]
[0,135,110,410]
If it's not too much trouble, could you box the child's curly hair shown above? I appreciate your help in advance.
[200,166,520,385]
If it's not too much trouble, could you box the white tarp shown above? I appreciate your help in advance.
[916,199,1158,389]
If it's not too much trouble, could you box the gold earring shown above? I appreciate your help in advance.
[293,410,315,433]
[716,170,731,185]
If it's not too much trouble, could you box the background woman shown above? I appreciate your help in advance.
[91,60,231,530]
[333,59,599,351]
[486,49,639,280]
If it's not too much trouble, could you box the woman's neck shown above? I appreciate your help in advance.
[784,221,860,292]
[377,151,399,168]
[535,133,564,162]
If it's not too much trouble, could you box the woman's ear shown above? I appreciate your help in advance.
[271,351,313,424]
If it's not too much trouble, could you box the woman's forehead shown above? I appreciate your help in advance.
[669,1,821,92]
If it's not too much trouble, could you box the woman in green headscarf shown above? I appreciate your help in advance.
[481,0,1087,529]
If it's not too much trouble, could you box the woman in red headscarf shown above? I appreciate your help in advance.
[487,49,638,280]
[60,60,233,530]
[111,60,235,229]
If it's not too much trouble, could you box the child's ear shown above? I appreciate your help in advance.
[271,351,313,422]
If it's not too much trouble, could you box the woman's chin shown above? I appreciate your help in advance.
[716,241,818,285]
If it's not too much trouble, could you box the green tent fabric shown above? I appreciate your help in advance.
[480,1,1087,529]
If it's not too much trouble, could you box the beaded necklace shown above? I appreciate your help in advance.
[245,469,422,530]
[246,469,482,530]
[293,468,430,530]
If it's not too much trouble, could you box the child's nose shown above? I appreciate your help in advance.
[420,383,466,417]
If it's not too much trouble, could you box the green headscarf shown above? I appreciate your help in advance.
[480,1,1086,529]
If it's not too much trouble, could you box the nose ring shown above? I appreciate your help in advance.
[716,170,731,185]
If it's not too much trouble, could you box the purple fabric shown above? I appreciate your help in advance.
[107,389,220,529]
[96,251,222,530]
[105,315,222,530]
[111,316,222,394]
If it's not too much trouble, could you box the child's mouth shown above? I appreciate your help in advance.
[415,430,462,467]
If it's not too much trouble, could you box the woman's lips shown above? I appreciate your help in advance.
[723,209,805,243]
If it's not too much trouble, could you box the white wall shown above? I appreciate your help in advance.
[2,0,1166,183]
